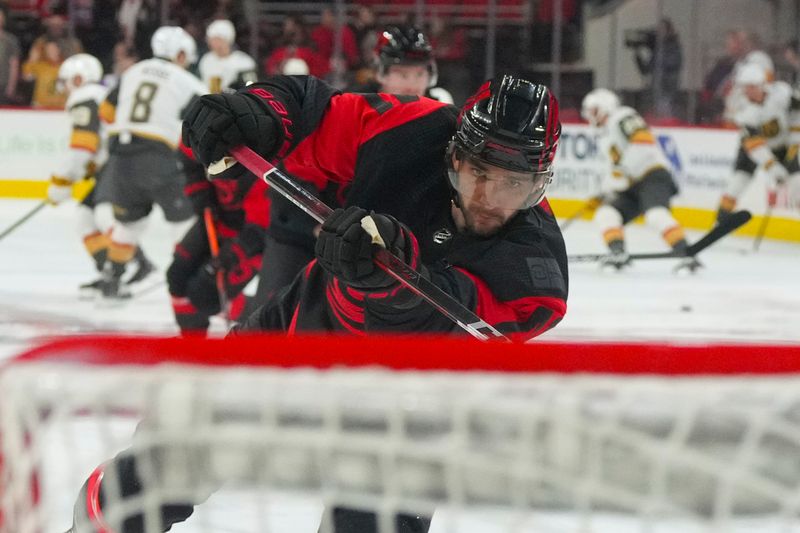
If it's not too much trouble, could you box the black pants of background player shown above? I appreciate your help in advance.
[609,167,679,224]
[166,220,259,334]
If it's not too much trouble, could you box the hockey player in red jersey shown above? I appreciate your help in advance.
[67,74,568,533]
[166,146,269,335]
[183,74,568,341]
[246,24,455,314]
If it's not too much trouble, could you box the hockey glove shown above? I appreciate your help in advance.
[181,92,280,168]
[315,206,419,291]
[47,175,73,205]
[765,160,789,187]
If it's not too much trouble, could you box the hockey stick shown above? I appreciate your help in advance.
[568,210,752,263]
[227,145,509,342]
[0,201,46,242]
[752,205,772,252]
[203,207,230,325]
[560,195,603,231]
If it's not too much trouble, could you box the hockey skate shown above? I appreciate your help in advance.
[124,252,155,286]
[98,263,131,304]
[600,252,632,271]
[600,240,631,271]
[671,239,703,274]
[673,256,703,275]
[78,278,104,300]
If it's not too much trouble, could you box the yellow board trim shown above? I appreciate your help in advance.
[629,130,656,144]
[549,198,800,243]
[1,179,94,200]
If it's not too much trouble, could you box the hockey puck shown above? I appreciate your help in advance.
[680,305,692,312]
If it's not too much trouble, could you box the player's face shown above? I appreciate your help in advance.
[743,84,766,103]
[451,154,542,237]
[582,106,607,127]
[208,36,231,57]
[379,65,431,96]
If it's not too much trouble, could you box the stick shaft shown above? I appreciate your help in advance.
[229,146,509,342]
[203,207,230,323]
[753,206,771,252]
[0,201,46,242]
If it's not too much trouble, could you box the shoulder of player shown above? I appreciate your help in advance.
[231,50,256,67]
[337,92,451,116]
[65,83,106,110]
[608,105,641,125]
[768,80,793,104]
[198,52,213,70]
[332,93,456,140]
[427,86,454,104]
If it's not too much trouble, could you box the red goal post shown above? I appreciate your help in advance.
[3,335,800,533]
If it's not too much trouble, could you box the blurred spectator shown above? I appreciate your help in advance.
[630,18,683,117]
[22,39,65,108]
[350,5,379,85]
[428,15,469,105]
[102,41,139,88]
[29,13,82,59]
[82,0,122,71]
[117,0,159,59]
[776,40,800,84]
[265,14,327,78]
[0,4,20,104]
[311,7,359,71]
[531,0,578,62]
[349,4,378,60]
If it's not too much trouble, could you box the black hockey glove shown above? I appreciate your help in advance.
[315,206,420,291]
[181,92,280,168]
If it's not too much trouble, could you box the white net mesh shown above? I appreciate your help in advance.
[3,338,800,533]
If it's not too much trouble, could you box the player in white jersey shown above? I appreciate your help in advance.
[581,88,699,272]
[198,19,257,94]
[99,26,208,300]
[717,63,800,223]
[46,53,153,297]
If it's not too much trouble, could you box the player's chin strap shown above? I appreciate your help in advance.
[223,145,511,343]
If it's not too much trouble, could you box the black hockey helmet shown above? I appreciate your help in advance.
[375,25,437,86]
[447,76,561,209]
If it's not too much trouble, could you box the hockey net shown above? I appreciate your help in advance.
[3,335,800,533]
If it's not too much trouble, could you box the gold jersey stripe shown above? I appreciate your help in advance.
[99,101,116,124]
[70,129,100,152]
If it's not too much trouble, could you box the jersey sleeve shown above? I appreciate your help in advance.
[99,85,118,125]
[58,96,102,182]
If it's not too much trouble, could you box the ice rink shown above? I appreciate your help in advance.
[1,197,798,361]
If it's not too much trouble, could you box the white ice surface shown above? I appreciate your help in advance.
[1,197,798,358]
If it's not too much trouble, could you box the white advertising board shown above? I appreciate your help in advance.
[551,123,799,221]
[0,109,70,182]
